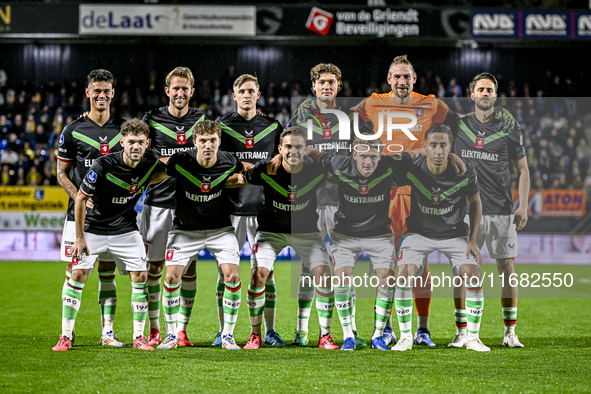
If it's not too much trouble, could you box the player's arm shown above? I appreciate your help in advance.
[513,157,530,231]
[467,192,483,265]
[71,189,90,260]
[57,160,94,209]
[225,161,253,188]
[148,157,172,184]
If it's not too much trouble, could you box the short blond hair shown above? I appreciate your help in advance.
[233,74,260,90]
[165,67,195,88]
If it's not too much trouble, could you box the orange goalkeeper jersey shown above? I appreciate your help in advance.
[356,91,450,194]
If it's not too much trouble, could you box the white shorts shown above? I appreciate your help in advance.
[251,231,329,272]
[165,227,240,273]
[72,230,147,274]
[470,214,518,260]
[397,233,479,276]
[317,206,337,240]
[231,215,258,249]
[61,220,118,269]
[330,232,396,272]
[140,205,175,262]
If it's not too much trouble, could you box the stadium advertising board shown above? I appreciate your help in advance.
[79,4,256,36]
[0,3,78,34]
[471,10,591,39]
[0,186,68,211]
[0,212,65,231]
[513,190,587,217]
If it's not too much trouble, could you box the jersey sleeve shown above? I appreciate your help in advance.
[317,152,341,175]
[433,98,450,124]
[355,97,371,122]
[466,165,480,198]
[508,125,526,162]
[57,125,75,162]
[273,122,283,155]
[164,152,181,178]
[79,160,104,197]
[244,161,266,185]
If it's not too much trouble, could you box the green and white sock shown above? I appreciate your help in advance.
[162,281,181,336]
[395,285,413,338]
[178,274,196,332]
[454,308,467,334]
[98,270,117,335]
[147,272,162,331]
[297,274,315,333]
[350,287,358,332]
[216,274,224,332]
[62,278,85,339]
[315,287,334,337]
[247,284,265,330]
[503,307,517,335]
[131,281,149,339]
[373,287,394,340]
[466,286,484,339]
[334,286,354,339]
[264,271,276,333]
[222,281,241,335]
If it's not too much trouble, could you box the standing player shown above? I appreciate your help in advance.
[156,120,250,350]
[309,138,426,351]
[53,119,165,351]
[56,69,125,347]
[242,127,338,350]
[141,67,206,347]
[450,73,529,348]
[391,124,489,352]
[288,64,367,347]
[216,74,284,346]
[354,55,450,346]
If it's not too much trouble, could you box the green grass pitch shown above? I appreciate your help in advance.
[0,260,590,392]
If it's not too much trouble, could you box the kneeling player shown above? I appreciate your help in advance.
[53,119,166,351]
[157,120,251,350]
[391,124,489,352]
[242,127,338,349]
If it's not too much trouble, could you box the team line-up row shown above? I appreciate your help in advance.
[52,57,529,353]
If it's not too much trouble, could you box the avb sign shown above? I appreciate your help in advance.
[524,12,568,37]
[79,5,256,36]
[471,12,516,37]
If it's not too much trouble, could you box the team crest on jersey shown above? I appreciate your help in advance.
[245,130,255,149]
[65,246,72,257]
[165,249,174,261]
[87,170,97,183]
[130,177,139,194]
[176,127,187,145]
[201,176,211,193]
[59,134,64,146]
[288,185,297,202]
[99,136,109,155]
[431,187,441,205]
[359,184,369,195]
[415,108,424,119]
[323,121,332,140]
[475,131,485,149]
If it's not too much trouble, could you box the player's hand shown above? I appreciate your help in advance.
[466,240,482,266]
[71,238,89,261]
[449,153,467,175]
[267,154,282,175]
[296,98,317,121]
[514,206,528,231]
[494,107,519,134]
[85,198,94,209]
[78,111,90,119]
[256,108,266,117]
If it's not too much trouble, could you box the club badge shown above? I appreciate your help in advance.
[475,131,485,149]
[165,250,174,261]
[245,130,254,149]
[99,136,109,155]
[288,186,297,202]
[201,176,211,193]
[130,177,139,194]
[359,184,369,195]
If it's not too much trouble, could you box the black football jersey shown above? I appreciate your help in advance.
[142,106,206,209]
[57,115,125,221]
[394,155,480,240]
[452,111,525,215]
[217,112,282,216]
[165,149,243,231]
[79,149,163,235]
[245,157,328,234]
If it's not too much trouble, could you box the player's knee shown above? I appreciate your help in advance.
[148,260,165,275]
[251,268,269,287]
[132,271,148,283]
[98,260,116,272]
[224,271,241,284]
[497,258,515,274]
